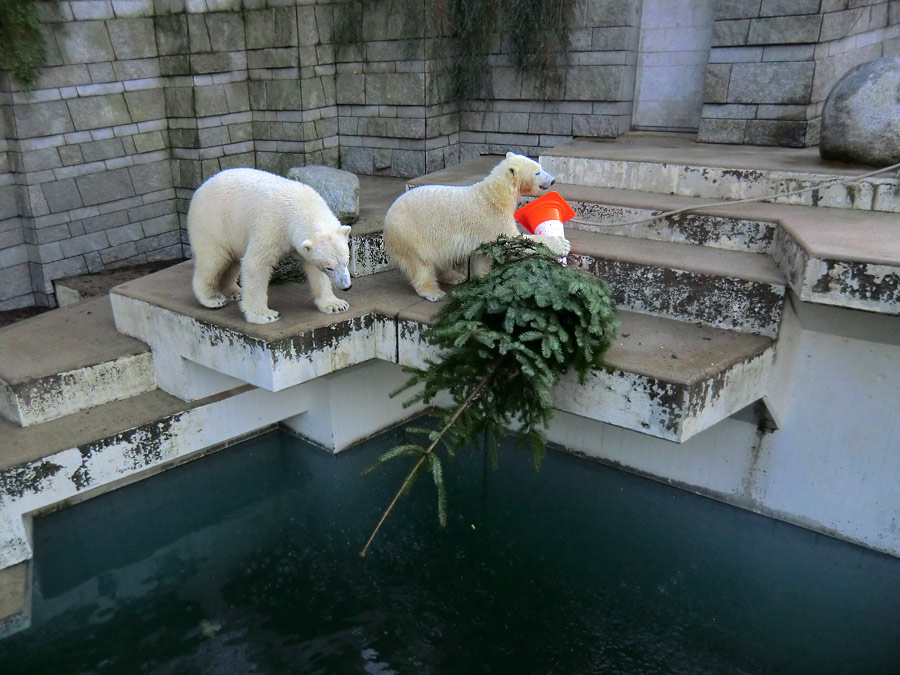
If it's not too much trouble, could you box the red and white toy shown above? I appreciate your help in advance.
[514,191,575,265]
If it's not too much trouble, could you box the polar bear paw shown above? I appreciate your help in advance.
[438,269,467,286]
[545,236,571,257]
[244,308,280,324]
[420,289,446,302]
[198,293,229,309]
[317,298,349,314]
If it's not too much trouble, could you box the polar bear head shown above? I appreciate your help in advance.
[295,225,353,290]
[502,151,555,196]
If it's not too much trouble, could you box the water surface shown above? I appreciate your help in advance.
[1,427,898,674]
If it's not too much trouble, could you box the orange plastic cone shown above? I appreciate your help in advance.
[514,191,575,234]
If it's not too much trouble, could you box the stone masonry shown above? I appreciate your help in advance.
[1,0,899,310]
[700,0,900,146]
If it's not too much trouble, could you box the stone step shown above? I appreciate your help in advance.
[397,300,775,444]
[402,153,900,316]
[111,264,774,444]
[348,175,406,278]
[0,296,157,427]
[567,230,786,337]
[540,136,900,214]
[548,183,777,254]
[53,261,182,308]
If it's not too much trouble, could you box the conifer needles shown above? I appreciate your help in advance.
[360,236,618,557]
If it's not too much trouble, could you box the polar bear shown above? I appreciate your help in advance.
[383,152,570,301]
[187,168,352,324]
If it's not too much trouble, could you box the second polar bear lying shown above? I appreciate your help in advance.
[187,168,352,324]
[383,152,570,301]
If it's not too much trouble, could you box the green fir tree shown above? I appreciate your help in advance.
[361,235,618,556]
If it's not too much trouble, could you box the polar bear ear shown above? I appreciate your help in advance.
[506,151,515,159]
[298,239,313,255]
[339,225,351,238]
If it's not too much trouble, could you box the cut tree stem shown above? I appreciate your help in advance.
[359,355,505,557]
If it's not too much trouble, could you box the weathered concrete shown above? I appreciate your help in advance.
[395,299,774,443]
[0,297,157,426]
[54,261,183,308]
[567,229,786,336]
[411,150,900,316]
[541,135,900,213]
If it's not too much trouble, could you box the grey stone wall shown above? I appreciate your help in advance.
[2,0,899,310]
[700,0,900,146]
[459,0,642,160]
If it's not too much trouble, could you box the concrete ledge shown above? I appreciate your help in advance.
[568,230,786,336]
[541,137,900,213]
[0,297,157,427]
[396,301,775,443]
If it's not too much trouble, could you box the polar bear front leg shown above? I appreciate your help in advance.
[238,257,280,324]
[304,262,349,314]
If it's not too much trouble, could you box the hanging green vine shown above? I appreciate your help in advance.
[360,236,618,556]
[450,0,572,101]
[0,0,48,90]
[332,0,573,103]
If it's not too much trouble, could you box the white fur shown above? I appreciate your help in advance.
[383,152,570,301]
[187,168,352,324]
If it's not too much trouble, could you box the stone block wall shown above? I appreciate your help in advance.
[459,0,642,160]
[2,0,899,310]
[700,0,900,146]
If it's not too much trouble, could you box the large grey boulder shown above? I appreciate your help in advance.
[819,56,900,166]
[286,165,360,225]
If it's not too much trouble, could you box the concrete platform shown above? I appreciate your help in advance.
[0,297,157,427]
[110,262,774,443]
[541,135,900,213]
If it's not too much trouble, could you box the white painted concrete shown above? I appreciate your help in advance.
[546,299,900,558]
[540,155,900,213]
[633,0,714,131]
[0,353,157,427]
[283,359,428,452]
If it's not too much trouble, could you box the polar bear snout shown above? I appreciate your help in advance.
[326,265,352,290]
[538,170,556,191]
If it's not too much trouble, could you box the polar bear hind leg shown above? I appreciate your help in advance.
[221,261,242,301]
[437,266,466,285]
[404,255,445,302]
[192,249,234,309]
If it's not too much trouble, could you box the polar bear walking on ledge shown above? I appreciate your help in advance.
[383,152,571,301]
[187,168,352,324]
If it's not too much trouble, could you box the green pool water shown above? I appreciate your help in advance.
[1,426,899,674]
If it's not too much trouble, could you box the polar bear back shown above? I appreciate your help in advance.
[187,168,339,260]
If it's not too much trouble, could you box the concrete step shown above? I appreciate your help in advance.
[397,300,775,443]
[111,264,774,444]
[405,153,900,316]
[0,296,157,427]
[567,230,786,337]
[540,136,900,214]
[54,261,182,308]
[549,183,777,254]
[349,175,406,278]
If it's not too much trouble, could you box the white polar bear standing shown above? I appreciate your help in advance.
[383,152,571,301]
[187,168,352,324]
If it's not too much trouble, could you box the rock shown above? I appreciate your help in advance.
[286,166,360,225]
[271,255,306,285]
[819,56,900,166]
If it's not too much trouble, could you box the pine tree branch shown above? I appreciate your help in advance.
[359,355,505,557]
